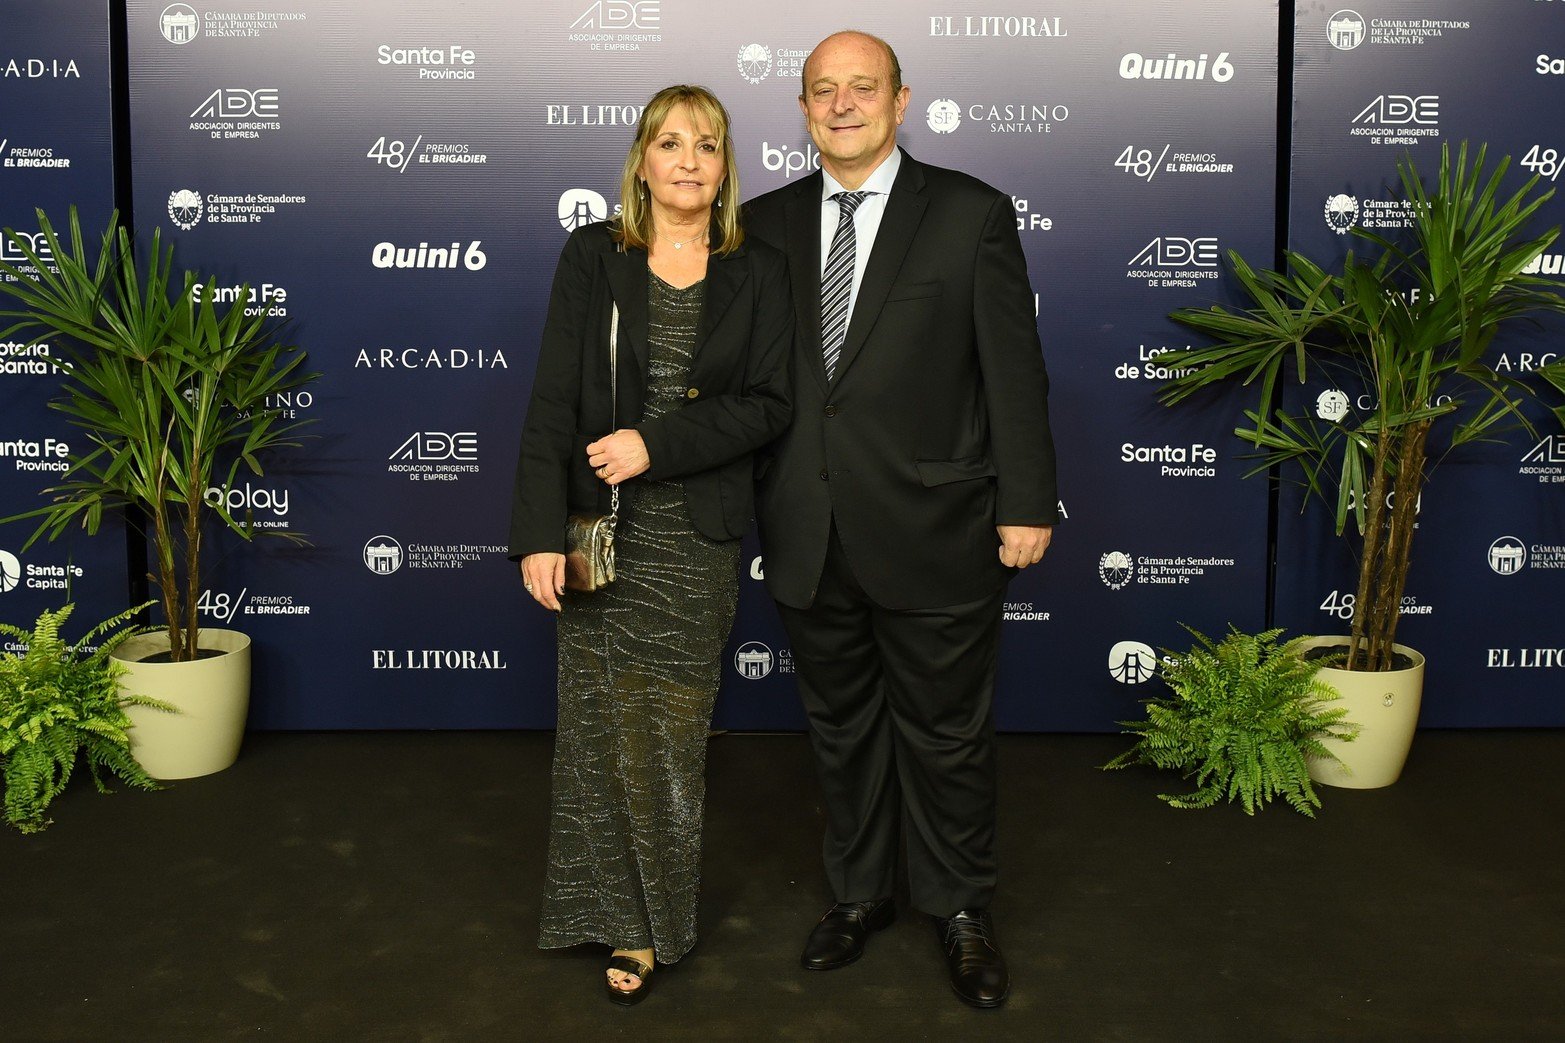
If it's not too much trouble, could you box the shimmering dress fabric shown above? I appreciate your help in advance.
[539,273,739,964]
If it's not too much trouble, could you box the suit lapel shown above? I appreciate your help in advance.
[693,243,748,366]
[601,244,649,427]
[836,154,927,381]
[783,175,828,393]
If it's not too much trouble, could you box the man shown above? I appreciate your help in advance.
[745,31,1058,1009]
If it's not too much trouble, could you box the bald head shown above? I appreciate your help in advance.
[802,30,902,96]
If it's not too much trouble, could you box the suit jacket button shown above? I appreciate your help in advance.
[824,405,837,418]
[685,387,700,399]
[819,468,829,481]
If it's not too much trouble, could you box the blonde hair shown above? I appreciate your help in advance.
[613,84,744,256]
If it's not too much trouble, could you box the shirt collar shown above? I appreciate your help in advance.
[820,147,903,202]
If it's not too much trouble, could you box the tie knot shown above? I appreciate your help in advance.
[833,191,869,217]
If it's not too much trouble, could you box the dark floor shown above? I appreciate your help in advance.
[3,730,1563,1042]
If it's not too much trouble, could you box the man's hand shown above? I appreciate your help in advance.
[997,524,1052,569]
[586,429,650,486]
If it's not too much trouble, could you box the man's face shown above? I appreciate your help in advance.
[798,33,909,177]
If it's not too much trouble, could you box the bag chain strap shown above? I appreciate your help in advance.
[608,302,620,527]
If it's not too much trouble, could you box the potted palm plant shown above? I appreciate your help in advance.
[0,207,317,779]
[1157,143,1565,788]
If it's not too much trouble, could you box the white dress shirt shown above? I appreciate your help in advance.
[819,148,903,326]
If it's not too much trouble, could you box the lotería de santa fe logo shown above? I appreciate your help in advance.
[558,189,613,231]
[1109,641,1159,684]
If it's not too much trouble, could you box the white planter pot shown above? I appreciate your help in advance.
[1304,637,1425,790]
[116,628,252,780]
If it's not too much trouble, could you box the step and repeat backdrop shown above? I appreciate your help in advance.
[0,2,127,640]
[2,2,1558,729]
[1283,3,1565,727]
[111,0,1279,730]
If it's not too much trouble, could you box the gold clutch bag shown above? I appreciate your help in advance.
[563,501,617,592]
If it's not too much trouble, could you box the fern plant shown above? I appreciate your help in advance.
[1103,627,1357,817]
[0,603,171,833]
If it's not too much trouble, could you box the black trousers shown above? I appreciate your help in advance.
[776,525,1004,916]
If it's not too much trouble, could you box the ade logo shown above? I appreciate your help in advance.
[191,88,279,119]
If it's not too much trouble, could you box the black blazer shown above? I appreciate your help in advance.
[745,151,1058,610]
[508,221,793,558]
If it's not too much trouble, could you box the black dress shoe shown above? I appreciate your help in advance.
[936,909,1009,1008]
[800,898,896,970]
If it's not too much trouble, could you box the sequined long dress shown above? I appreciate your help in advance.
[538,273,739,964]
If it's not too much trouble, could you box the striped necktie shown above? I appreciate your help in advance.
[821,190,869,380]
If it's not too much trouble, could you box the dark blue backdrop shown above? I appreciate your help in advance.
[2,2,1561,729]
[0,0,126,642]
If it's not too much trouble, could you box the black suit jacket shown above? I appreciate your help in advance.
[508,222,793,558]
[745,150,1058,610]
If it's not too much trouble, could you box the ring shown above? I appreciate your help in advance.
[524,582,534,591]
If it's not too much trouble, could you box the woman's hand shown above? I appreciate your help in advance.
[520,553,566,612]
[586,429,650,486]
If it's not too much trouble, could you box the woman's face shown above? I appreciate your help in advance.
[638,105,724,225]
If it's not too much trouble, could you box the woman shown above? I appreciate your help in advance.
[508,85,792,1004]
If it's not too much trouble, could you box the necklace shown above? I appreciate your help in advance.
[661,228,707,250]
